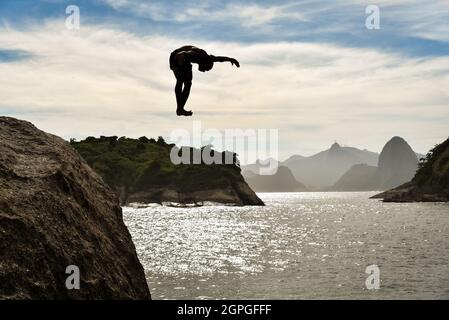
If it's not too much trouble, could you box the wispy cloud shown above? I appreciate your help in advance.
[0,20,447,158]
[174,3,306,28]
[100,0,449,44]
[102,0,306,28]
[2,1,449,57]
[101,0,172,21]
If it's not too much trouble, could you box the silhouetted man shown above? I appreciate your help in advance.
[170,46,240,116]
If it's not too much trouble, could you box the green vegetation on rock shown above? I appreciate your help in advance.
[70,136,263,205]
[414,137,449,188]
[372,137,449,202]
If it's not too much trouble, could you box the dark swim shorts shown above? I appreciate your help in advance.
[170,52,193,82]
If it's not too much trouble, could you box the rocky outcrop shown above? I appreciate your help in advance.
[126,182,264,206]
[371,181,449,202]
[243,166,307,192]
[71,137,264,206]
[0,117,151,299]
[372,137,449,202]
[378,136,418,189]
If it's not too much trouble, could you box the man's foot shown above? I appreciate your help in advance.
[176,109,193,116]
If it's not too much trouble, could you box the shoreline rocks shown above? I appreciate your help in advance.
[0,117,151,299]
[124,182,264,206]
[371,181,449,202]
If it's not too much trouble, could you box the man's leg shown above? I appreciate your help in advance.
[181,80,192,109]
[175,80,183,111]
[175,80,192,116]
[174,67,193,116]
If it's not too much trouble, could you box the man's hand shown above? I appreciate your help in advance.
[230,58,240,68]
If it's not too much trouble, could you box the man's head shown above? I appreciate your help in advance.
[198,56,214,72]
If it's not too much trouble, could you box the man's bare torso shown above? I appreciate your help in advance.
[170,46,209,69]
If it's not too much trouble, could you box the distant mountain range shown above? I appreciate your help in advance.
[243,166,307,192]
[243,137,423,192]
[282,142,379,188]
[243,158,280,176]
[330,137,418,191]
[330,164,379,191]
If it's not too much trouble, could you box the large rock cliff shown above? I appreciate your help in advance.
[0,117,151,299]
[377,136,418,189]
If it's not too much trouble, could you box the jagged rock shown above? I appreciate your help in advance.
[0,117,151,299]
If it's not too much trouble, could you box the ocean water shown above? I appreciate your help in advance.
[123,192,449,299]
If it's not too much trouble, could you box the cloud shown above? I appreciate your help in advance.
[174,3,306,28]
[101,0,172,21]
[101,0,306,29]
[0,20,448,160]
[99,0,449,43]
[310,0,449,43]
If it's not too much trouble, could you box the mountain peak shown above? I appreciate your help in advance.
[378,136,418,189]
[388,136,407,145]
[330,142,341,150]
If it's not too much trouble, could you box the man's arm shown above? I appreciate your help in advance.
[211,55,240,67]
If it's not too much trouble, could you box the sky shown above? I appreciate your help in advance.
[0,0,448,162]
